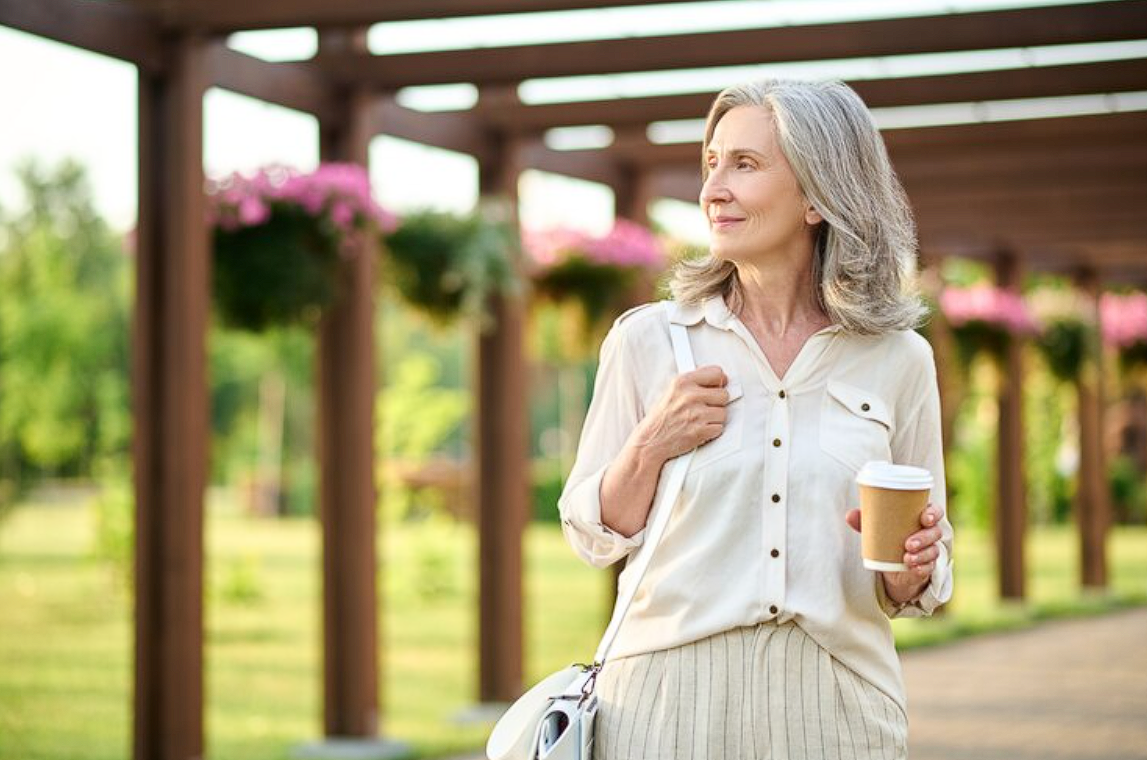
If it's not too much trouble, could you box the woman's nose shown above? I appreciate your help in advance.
[699,170,732,208]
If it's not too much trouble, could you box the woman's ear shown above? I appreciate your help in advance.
[804,204,823,226]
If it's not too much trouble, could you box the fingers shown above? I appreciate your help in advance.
[844,509,861,533]
[905,504,944,552]
[903,544,940,568]
[688,364,728,388]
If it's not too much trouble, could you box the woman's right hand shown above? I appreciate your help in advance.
[628,364,732,463]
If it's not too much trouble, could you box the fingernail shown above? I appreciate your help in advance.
[908,540,920,551]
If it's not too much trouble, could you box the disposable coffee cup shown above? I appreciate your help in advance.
[856,461,934,572]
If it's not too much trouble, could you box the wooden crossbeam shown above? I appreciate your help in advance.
[127,0,706,32]
[312,1,1147,87]
[0,0,163,72]
[206,43,337,120]
[478,59,1147,131]
[575,111,1147,167]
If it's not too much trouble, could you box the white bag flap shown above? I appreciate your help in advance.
[487,665,585,760]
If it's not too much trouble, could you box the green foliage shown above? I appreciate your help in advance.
[1037,318,1092,382]
[212,206,340,332]
[377,352,469,521]
[1110,454,1147,525]
[382,207,519,326]
[209,327,316,516]
[0,159,130,488]
[90,480,133,590]
[532,458,565,524]
[532,255,641,330]
[215,554,266,606]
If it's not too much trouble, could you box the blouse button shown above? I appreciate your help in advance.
[861,402,871,412]
[771,493,781,503]
[769,605,779,614]
[772,438,782,447]
[771,548,780,558]
[778,389,786,399]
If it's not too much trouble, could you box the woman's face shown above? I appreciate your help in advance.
[699,105,822,264]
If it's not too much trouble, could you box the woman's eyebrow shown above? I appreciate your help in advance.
[705,147,768,159]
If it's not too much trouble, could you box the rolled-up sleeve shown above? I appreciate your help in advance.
[879,342,955,619]
[558,319,648,568]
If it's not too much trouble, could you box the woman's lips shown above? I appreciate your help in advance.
[711,216,744,230]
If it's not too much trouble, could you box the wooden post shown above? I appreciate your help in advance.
[918,252,952,616]
[475,99,527,702]
[612,161,653,227]
[1074,267,1110,589]
[315,28,381,737]
[133,31,208,760]
[995,251,1027,600]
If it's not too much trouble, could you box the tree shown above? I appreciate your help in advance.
[0,158,131,495]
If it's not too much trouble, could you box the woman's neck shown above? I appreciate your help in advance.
[733,253,828,338]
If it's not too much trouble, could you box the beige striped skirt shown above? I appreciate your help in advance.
[593,621,908,760]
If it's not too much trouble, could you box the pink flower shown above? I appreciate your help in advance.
[237,196,270,227]
[583,219,666,268]
[523,219,665,270]
[1100,292,1147,348]
[940,284,1038,335]
[205,162,396,237]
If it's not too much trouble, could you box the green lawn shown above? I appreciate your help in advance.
[1,498,1144,760]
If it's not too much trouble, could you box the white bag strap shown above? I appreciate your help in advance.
[593,303,696,665]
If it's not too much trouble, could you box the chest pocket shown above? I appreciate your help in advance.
[690,381,745,471]
[819,379,893,473]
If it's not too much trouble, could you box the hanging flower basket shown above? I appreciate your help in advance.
[381,204,518,326]
[939,284,1038,368]
[1028,288,1096,383]
[206,163,396,332]
[1101,291,1147,373]
[526,219,667,338]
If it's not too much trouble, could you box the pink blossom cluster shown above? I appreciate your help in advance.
[939,284,1039,335]
[523,219,666,270]
[1099,292,1147,348]
[206,163,397,236]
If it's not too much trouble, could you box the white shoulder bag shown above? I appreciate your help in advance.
[487,306,696,760]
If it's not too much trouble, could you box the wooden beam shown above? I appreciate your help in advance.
[0,0,164,72]
[205,42,337,120]
[313,1,1147,87]
[590,111,1147,168]
[134,0,708,32]
[479,58,1147,131]
[315,28,382,741]
[370,95,490,158]
[133,31,209,760]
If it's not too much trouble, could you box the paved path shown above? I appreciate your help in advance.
[454,608,1147,760]
[904,607,1147,760]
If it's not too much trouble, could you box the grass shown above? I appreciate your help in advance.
[0,497,1144,760]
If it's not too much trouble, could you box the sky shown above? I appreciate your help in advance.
[1,0,1144,243]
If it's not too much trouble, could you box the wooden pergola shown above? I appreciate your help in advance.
[2,1,1145,758]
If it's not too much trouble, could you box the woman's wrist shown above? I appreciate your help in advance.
[881,573,929,605]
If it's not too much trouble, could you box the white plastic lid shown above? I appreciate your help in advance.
[856,461,933,491]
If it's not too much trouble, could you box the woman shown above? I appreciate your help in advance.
[558,79,954,760]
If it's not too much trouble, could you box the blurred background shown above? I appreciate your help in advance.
[0,1,1145,759]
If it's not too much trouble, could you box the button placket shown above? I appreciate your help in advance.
[762,387,789,618]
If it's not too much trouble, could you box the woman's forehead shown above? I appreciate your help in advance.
[708,106,777,154]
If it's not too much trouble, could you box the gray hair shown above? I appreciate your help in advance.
[669,78,927,335]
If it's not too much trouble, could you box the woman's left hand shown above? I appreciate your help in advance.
[845,504,943,604]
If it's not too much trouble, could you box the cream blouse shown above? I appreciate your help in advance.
[558,296,955,713]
